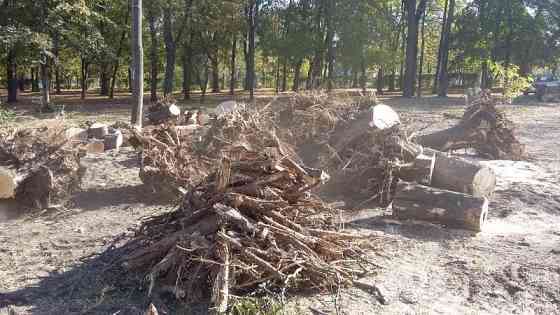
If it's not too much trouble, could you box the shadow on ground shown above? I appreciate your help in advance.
[71,184,172,212]
[0,239,209,315]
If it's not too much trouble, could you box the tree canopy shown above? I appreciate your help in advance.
[1,0,559,103]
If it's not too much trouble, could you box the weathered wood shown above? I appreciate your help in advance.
[424,149,496,197]
[392,181,489,231]
[0,167,20,199]
[397,153,435,185]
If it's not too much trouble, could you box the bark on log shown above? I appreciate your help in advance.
[392,181,489,232]
[424,149,496,197]
[88,123,109,139]
[397,153,435,185]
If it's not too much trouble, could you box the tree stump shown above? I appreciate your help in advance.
[392,181,489,232]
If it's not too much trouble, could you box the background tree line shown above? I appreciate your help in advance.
[1,0,559,105]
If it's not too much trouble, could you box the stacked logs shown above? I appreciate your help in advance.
[0,123,85,209]
[122,139,370,313]
[391,148,495,232]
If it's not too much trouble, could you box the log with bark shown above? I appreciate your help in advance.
[425,148,496,197]
[392,181,489,232]
[0,124,85,208]
[416,90,526,160]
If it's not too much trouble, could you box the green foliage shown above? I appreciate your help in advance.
[231,297,283,315]
[489,61,533,102]
[0,106,16,125]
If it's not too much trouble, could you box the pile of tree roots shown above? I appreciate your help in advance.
[123,113,372,312]
[133,108,300,198]
[0,123,85,209]
[417,90,526,160]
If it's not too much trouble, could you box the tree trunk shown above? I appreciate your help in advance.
[110,28,127,99]
[163,6,177,96]
[147,12,158,102]
[433,0,449,94]
[128,67,133,93]
[31,68,40,92]
[40,61,50,107]
[437,0,455,97]
[392,181,489,232]
[131,0,144,127]
[183,38,193,100]
[360,58,367,93]
[281,58,288,92]
[243,35,250,91]
[376,67,384,95]
[292,60,302,92]
[403,0,427,97]
[230,35,237,95]
[99,64,110,96]
[246,1,259,100]
[53,32,62,94]
[6,49,18,103]
[81,59,89,100]
[211,56,220,93]
[417,10,426,97]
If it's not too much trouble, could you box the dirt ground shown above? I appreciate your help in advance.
[1,91,559,315]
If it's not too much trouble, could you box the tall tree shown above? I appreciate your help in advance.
[437,0,455,97]
[402,0,428,97]
[131,0,144,127]
[245,0,260,100]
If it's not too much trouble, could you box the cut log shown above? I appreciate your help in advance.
[391,181,489,232]
[88,123,109,139]
[104,128,124,151]
[370,104,400,130]
[147,103,181,125]
[424,149,496,197]
[0,167,20,199]
[397,153,435,185]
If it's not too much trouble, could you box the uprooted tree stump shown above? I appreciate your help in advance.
[147,97,181,125]
[0,124,85,208]
[392,181,489,232]
[416,90,526,160]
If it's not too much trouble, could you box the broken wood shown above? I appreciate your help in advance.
[392,181,489,232]
[397,153,435,185]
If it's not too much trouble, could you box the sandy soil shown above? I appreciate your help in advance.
[1,94,559,315]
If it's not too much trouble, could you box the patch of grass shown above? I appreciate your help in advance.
[0,105,16,124]
[231,296,284,315]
